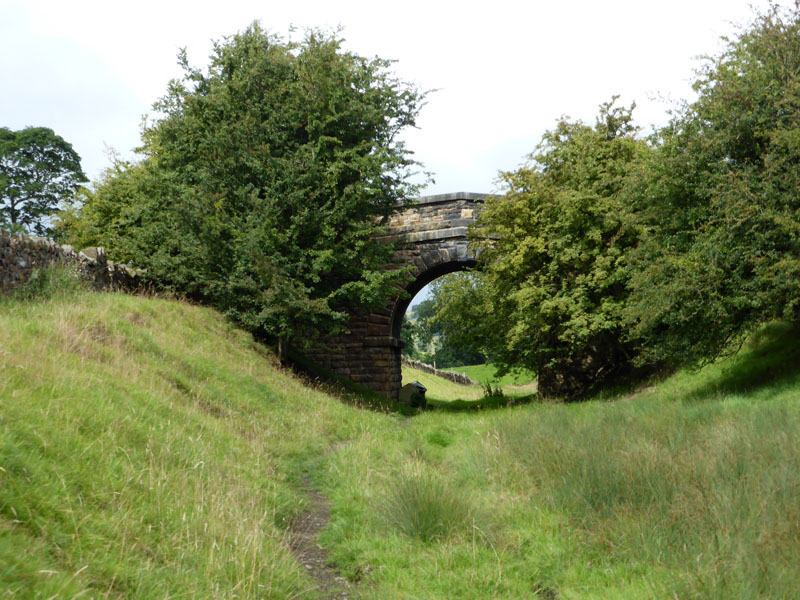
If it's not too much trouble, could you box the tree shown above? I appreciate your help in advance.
[62,24,426,347]
[461,100,651,398]
[627,1,800,367]
[1,127,86,236]
[400,285,486,367]
[400,313,420,358]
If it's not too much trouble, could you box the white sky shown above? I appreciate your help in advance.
[2,0,789,197]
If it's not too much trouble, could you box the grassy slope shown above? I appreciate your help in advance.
[401,365,536,403]
[0,286,389,598]
[401,366,484,401]
[3,281,800,599]
[345,323,800,599]
[447,363,535,386]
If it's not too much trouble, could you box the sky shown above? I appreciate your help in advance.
[2,0,791,197]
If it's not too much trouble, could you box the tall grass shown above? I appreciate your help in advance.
[379,464,481,542]
[486,388,800,598]
[0,272,387,598]
[5,263,87,301]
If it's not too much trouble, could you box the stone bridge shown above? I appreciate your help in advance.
[303,192,487,400]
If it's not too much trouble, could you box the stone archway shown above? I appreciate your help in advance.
[302,192,487,400]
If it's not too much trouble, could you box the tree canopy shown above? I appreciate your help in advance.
[1,127,86,236]
[432,100,651,397]
[62,24,426,345]
[401,281,486,368]
[627,1,800,367]
[433,1,800,398]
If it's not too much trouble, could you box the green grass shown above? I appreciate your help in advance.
[4,268,800,598]
[0,276,387,598]
[402,365,536,406]
[447,363,535,387]
[402,366,485,401]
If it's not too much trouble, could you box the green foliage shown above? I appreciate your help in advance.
[429,3,800,389]
[62,24,425,343]
[628,1,800,367]
[423,272,488,368]
[480,381,503,400]
[461,99,650,398]
[400,312,421,358]
[410,297,442,352]
[403,278,487,367]
[379,465,478,542]
[0,126,86,236]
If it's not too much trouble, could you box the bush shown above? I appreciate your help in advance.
[456,99,651,398]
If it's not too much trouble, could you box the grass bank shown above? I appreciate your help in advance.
[401,365,536,405]
[0,275,389,598]
[447,363,535,387]
[3,270,800,598]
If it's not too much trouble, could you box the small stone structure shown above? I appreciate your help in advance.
[303,192,486,400]
[399,381,427,407]
[0,230,143,293]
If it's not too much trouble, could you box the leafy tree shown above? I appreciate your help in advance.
[461,100,651,397]
[627,1,800,367]
[423,272,489,367]
[400,314,420,358]
[63,24,425,348]
[1,127,86,236]
[402,277,487,367]
[411,297,442,353]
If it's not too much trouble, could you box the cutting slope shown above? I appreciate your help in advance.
[0,285,380,598]
[3,275,800,599]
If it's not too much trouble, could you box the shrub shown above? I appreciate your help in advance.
[379,465,477,542]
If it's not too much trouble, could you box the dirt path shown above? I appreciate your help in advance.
[287,479,352,599]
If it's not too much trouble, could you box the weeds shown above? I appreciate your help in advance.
[7,263,87,301]
[481,381,504,399]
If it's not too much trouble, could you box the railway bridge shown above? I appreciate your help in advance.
[304,192,487,400]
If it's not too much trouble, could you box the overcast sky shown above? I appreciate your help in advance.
[1,0,788,195]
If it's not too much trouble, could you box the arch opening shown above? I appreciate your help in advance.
[391,259,478,341]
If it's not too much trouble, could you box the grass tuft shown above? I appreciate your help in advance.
[379,465,478,542]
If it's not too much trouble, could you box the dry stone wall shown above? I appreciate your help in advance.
[0,231,143,293]
[401,357,474,386]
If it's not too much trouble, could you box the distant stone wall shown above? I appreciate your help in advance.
[0,231,144,293]
[401,357,474,386]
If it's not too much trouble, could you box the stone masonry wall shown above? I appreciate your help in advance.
[303,192,487,401]
[0,230,144,293]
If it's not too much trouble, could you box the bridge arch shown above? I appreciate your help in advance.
[304,192,486,400]
[389,256,478,341]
